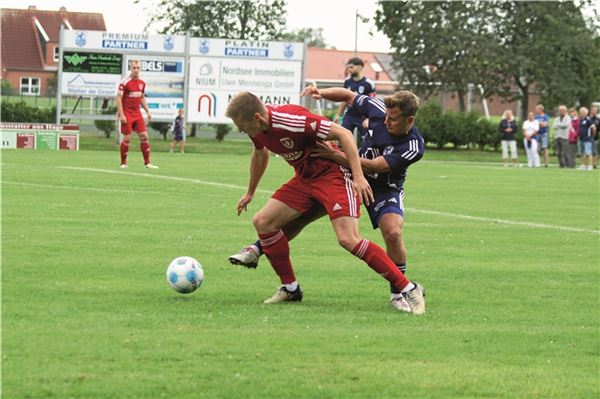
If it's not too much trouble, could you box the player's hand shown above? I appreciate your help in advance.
[146,112,152,122]
[352,174,374,206]
[119,114,127,123]
[300,85,321,99]
[362,118,369,129]
[236,193,253,216]
[333,115,340,124]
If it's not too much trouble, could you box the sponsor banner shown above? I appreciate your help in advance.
[0,123,79,131]
[59,134,79,150]
[187,90,299,123]
[1,131,17,148]
[189,58,301,93]
[126,55,185,121]
[61,72,121,96]
[189,38,303,61]
[63,52,122,74]
[16,133,36,149]
[63,30,186,53]
[0,125,79,150]
[36,131,58,150]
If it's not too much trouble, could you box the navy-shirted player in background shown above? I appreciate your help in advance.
[334,57,376,141]
[229,86,425,312]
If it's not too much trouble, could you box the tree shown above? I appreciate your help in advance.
[374,1,502,112]
[280,27,329,48]
[488,1,600,117]
[140,0,287,40]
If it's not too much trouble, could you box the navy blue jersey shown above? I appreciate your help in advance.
[352,94,424,192]
[343,77,375,119]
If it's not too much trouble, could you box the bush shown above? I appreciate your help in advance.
[417,101,499,150]
[213,124,232,142]
[1,80,16,96]
[149,121,172,140]
[94,106,117,138]
[0,101,56,123]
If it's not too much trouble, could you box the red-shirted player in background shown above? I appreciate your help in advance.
[224,91,425,314]
[116,60,158,169]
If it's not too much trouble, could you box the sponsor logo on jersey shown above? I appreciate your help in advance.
[128,91,143,98]
[280,151,303,161]
[388,197,398,204]
[374,200,386,212]
[332,203,342,211]
[280,137,294,149]
[309,121,317,131]
[383,145,394,155]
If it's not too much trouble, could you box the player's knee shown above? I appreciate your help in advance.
[252,212,273,233]
[381,225,403,245]
[337,236,359,252]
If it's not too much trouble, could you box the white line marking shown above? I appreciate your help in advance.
[21,165,596,236]
[2,180,162,195]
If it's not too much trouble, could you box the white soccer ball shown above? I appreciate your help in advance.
[166,256,204,294]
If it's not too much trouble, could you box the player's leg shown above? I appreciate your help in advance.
[330,216,425,314]
[170,139,176,153]
[228,203,327,268]
[119,121,133,168]
[133,118,158,168]
[255,180,313,304]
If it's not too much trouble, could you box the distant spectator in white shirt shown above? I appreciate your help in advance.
[522,112,540,167]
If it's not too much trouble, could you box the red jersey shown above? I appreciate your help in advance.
[250,104,336,179]
[117,75,146,117]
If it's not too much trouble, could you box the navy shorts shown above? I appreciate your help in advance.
[366,190,405,229]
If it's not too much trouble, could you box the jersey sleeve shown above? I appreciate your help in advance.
[383,135,424,170]
[272,105,332,141]
[365,78,376,96]
[352,94,386,120]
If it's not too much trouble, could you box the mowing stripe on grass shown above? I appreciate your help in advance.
[56,165,600,235]
[2,180,163,195]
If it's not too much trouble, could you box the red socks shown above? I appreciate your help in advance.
[140,141,151,165]
[120,141,129,165]
[352,239,410,291]
[259,230,296,284]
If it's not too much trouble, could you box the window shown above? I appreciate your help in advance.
[20,77,40,96]
[53,46,59,62]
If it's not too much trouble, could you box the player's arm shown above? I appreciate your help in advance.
[301,86,357,107]
[237,147,269,215]
[327,124,373,206]
[116,93,126,123]
[140,96,152,121]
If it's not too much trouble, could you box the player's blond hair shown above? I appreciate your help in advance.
[384,91,419,117]
[225,91,266,122]
[129,59,140,69]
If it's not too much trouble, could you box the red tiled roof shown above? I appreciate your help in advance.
[1,7,106,71]
[306,47,395,82]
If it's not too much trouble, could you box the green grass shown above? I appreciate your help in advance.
[1,147,598,398]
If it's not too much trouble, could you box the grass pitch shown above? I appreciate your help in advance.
[1,147,598,398]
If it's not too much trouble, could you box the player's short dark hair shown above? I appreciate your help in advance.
[347,57,364,67]
[384,91,420,117]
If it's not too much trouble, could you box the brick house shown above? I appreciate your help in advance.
[1,6,106,96]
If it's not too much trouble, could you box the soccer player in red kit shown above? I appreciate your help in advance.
[116,60,158,169]
[225,91,425,314]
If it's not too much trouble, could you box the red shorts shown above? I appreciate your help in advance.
[120,115,146,135]
[272,165,360,220]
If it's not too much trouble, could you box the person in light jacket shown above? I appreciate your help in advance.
[552,105,573,168]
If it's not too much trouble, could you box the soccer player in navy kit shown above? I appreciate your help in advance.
[229,87,425,312]
[334,57,376,140]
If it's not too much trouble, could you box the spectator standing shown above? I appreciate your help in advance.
[522,112,540,167]
[534,104,551,167]
[499,109,518,166]
[552,105,573,168]
[590,106,600,169]
[577,107,597,170]
[569,107,580,158]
